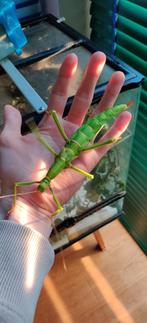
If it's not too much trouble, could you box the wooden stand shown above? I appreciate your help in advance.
[93,229,106,251]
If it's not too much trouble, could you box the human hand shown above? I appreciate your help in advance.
[0,52,131,237]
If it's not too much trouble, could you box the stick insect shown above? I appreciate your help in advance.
[7,102,131,217]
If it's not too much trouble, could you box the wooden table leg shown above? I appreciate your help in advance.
[93,229,106,251]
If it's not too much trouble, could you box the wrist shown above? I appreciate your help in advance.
[8,198,53,238]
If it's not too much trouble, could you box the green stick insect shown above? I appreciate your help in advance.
[12,102,131,217]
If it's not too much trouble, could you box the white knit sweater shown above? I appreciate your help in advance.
[0,221,55,323]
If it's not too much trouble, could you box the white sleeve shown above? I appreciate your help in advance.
[0,220,55,323]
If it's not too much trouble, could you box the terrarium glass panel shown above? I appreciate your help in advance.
[0,20,116,129]
[49,87,141,251]
[0,17,143,252]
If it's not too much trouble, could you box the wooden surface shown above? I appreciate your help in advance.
[34,220,147,323]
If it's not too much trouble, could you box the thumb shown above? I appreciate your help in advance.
[1,105,22,136]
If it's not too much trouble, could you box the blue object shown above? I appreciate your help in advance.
[14,0,41,21]
[0,0,27,55]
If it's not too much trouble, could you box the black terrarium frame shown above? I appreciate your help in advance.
[1,14,143,252]
[15,14,143,124]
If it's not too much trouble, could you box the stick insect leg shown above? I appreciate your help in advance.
[49,184,64,217]
[83,137,120,151]
[69,164,94,180]
[14,180,39,206]
[27,121,57,157]
[13,181,63,217]
[46,110,69,142]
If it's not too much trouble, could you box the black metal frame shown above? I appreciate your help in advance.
[51,191,126,253]
[54,212,124,254]
[52,191,126,233]
[0,13,143,128]
[1,14,144,251]
[17,14,143,127]
[18,14,143,251]
[20,13,143,89]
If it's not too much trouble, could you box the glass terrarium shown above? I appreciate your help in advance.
[0,15,143,252]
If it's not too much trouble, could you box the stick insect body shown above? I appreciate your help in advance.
[14,103,130,216]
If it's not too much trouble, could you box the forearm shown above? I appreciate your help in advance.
[0,219,54,323]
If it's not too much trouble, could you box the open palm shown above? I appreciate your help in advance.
[0,52,131,222]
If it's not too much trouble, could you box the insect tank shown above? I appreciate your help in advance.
[0,15,143,252]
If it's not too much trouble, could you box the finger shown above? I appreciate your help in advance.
[94,71,125,114]
[48,53,78,113]
[39,53,78,128]
[67,51,106,126]
[0,105,22,143]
